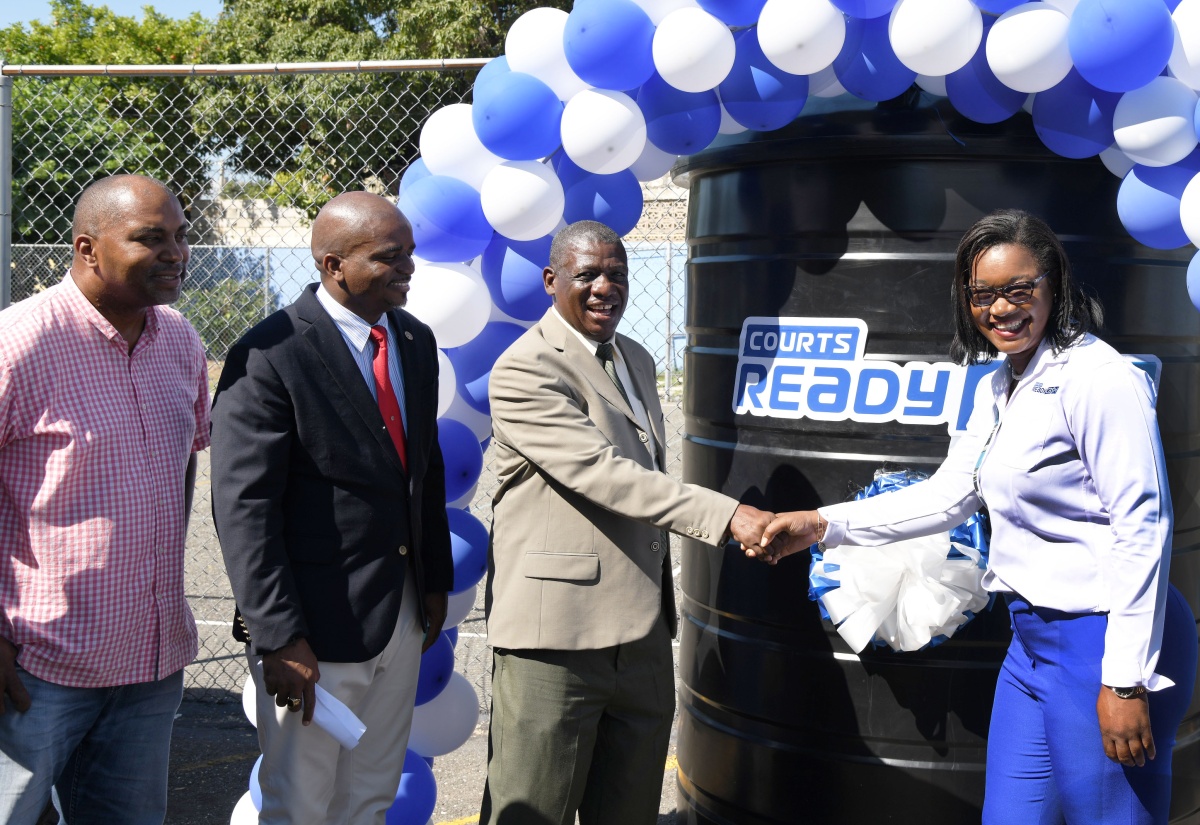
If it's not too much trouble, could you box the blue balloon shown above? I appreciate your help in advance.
[444,626,459,647]
[552,154,593,191]
[637,72,721,155]
[398,175,494,263]
[437,418,484,502]
[399,158,430,197]
[1195,97,1200,140]
[385,750,437,825]
[563,170,644,236]
[564,0,656,91]
[830,0,896,19]
[473,55,510,96]
[1189,250,1200,313]
[481,233,553,321]
[833,15,916,102]
[719,29,809,132]
[445,322,528,415]
[415,632,454,706]
[945,23,1026,124]
[472,71,564,160]
[1117,161,1196,249]
[697,0,768,25]
[447,508,489,594]
[1032,70,1121,159]
[1068,0,1174,93]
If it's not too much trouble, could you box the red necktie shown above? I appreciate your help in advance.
[369,325,408,473]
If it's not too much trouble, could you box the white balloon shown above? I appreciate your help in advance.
[241,672,257,728]
[985,3,1072,94]
[506,8,589,101]
[230,791,259,825]
[249,755,263,811]
[560,89,648,175]
[1113,76,1200,168]
[631,0,699,24]
[810,65,847,98]
[409,672,480,758]
[1021,93,1036,115]
[916,74,947,96]
[1099,144,1137,178]
[652,7,736,93]
[480,161,565,242]
[628,140,679,181]
[758,0,846,77]
[404,261,491,348]
[1180,172,1200,247]
[418,104,502,191]
[444,583,479,629]
[436,351,456,419]
[717,99,749,134]
[888,0,982,77]
[1042,0,1079,12]
[445,393,494,443]
[1169,0,1200,91]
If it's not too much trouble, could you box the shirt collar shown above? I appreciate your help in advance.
[316,283,391,352]
[550,306,614,358]
[61,271,159,349]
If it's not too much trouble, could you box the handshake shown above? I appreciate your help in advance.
[727,504,825,566]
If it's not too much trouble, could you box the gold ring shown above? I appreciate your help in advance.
[286,696,301,710]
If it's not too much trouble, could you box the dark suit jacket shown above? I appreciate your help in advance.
[210,284,452,663]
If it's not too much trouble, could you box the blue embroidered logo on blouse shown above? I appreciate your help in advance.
[1032,382,1059,394]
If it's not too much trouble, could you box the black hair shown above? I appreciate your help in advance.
[949,209,1103,365]
[548,220,624,270]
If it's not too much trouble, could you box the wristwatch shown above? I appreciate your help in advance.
[1107,685,1146,699]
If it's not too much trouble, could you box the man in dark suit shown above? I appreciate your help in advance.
[211,191,452,825]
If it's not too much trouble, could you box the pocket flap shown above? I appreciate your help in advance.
[521,552,600,582]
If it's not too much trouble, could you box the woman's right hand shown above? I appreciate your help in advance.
[746,511,824,565]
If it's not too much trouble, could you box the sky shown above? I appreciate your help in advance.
[0,0,224,30]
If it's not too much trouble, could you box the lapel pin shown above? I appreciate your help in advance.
[404,331,414,340]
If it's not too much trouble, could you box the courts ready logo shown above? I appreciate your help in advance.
[733,317,997,435]
[732,318,1162,433]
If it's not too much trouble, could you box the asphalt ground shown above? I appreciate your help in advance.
[164,693,681,824]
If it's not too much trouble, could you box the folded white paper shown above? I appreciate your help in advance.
[313,684,367,750]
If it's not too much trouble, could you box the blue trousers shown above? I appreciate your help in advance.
[983,587,1197,825]
[0,667,183,825]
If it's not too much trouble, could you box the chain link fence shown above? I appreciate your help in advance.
[4,64,691,711]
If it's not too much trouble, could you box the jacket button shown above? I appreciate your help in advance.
[701,530,709,539]
[639,432,649,443]
[685,527,695,536]
[651,541,661,552]
[399,545,408,556]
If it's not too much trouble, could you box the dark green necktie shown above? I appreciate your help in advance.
[595,342,631,408]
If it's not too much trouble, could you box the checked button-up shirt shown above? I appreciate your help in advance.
[0,274,211,688]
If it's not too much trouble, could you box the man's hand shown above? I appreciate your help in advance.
[0,638,31,715]
[261,638,320,726]
[422,592,449,654]
[728,504,775,554]
[748,511,824,565]
[1097,687,1155,767]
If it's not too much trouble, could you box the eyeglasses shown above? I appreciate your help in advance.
[967,272,1049,307]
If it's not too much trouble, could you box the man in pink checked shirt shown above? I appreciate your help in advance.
[0,175,210,825]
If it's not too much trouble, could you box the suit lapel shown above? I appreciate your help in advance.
[539,309,654,437]
[295,287,406,476]
[622,334,667,460]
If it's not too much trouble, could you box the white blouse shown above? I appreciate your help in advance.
[819,333,1174,690]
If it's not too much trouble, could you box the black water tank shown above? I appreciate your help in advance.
[675,101,1200,825]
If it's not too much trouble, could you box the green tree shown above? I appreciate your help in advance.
[0,0,214,242]
[197,0,571,215]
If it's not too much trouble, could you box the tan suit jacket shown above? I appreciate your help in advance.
[485,309,740,651]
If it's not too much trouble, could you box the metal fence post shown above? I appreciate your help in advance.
[0,65,12,310]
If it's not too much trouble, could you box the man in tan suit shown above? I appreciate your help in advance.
[480,221,773,825]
